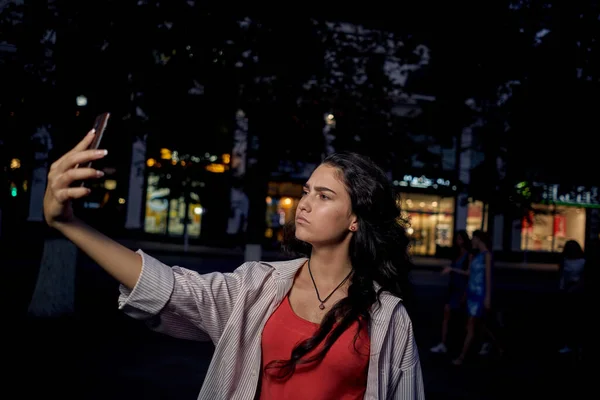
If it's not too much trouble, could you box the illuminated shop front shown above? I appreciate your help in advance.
[263,159,317,246]
[264,181,303,244]
[142,149,230,239]
[520,204,585,252]
[144,173,204,238]
[517,183,597,253]
[262,176,466,256]
[466,200,489,237]
[394,174,459,256]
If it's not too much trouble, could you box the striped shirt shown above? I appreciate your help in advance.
[119,251,425,400]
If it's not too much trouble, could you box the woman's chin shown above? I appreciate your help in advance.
[294,227,312,243]
[295,230,308,242]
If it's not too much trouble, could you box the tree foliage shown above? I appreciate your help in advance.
[3,0,600,212]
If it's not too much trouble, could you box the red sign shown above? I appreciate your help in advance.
[554,215,566,237]
[521,211,534,234]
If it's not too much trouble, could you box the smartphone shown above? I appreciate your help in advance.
[78,112,110,186]
[87,112,110,161]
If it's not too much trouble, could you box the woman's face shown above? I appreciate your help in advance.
[294,164,357,246]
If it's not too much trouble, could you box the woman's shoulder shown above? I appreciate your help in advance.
[372,291,410,325]
[233,257,307,281]
[257,257,307,275]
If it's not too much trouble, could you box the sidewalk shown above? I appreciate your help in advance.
[117,238,558,272]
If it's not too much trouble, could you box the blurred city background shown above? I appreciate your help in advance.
[0,1,593,399]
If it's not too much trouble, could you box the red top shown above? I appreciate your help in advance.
[259,296,370,400]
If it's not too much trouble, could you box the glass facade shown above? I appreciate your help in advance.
[144,173,203,238]
[398,193,456,256]
[521,204,586,252]
[264,181,303,244]
[466,200,489,237]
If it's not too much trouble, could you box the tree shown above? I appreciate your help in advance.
[0,0,81,317]
[421,0,600,231]
[296,20,432,171]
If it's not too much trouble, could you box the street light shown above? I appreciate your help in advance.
[76,95,88,107]
[325,113,336,126]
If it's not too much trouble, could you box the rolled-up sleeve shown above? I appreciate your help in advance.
[118,250,253,343]
[119,250,175,319]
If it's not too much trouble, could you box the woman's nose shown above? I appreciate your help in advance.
[298,196,311,212]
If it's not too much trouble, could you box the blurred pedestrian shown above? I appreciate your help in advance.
[452,230,500,365]
[430,230,471,354]
[557,240,585,356]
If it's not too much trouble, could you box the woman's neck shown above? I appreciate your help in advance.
[308,245,353,285]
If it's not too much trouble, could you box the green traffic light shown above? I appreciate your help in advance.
[11,187,17,197]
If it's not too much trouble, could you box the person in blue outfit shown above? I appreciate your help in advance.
[453,230,493,365]
[430,230,471,354]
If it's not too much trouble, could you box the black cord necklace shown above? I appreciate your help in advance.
[307,259,353,310]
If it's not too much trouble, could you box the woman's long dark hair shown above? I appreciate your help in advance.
[454,230,472,254]
[562,240,584,260]
[453,230,471,269]
[265,152,413,379]
[472,230,491,252]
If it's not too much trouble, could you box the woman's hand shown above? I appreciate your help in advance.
[43,129,107,227]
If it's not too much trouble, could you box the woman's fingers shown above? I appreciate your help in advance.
[65,148,108,171]
[70,129,97,153]
[50,130,96,170]
[50,148,107,178]
[54,186,92,204]
[52,167,104,191]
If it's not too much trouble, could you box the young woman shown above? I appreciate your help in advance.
[43,130,425,399]
[430,230,471,354]
[452,230,493,366]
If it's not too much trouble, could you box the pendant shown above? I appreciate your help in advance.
[319,303,325,310]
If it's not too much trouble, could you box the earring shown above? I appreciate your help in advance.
[350,226,356,232]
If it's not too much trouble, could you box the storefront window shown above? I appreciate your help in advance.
[144,174,169,234]
[399,193,455,256]
[467,200,488,237]
[521,204,586,252]
[265,196,299,242]
[144,173,202,237]
[167,195,202,238]
[264,182,303,243]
